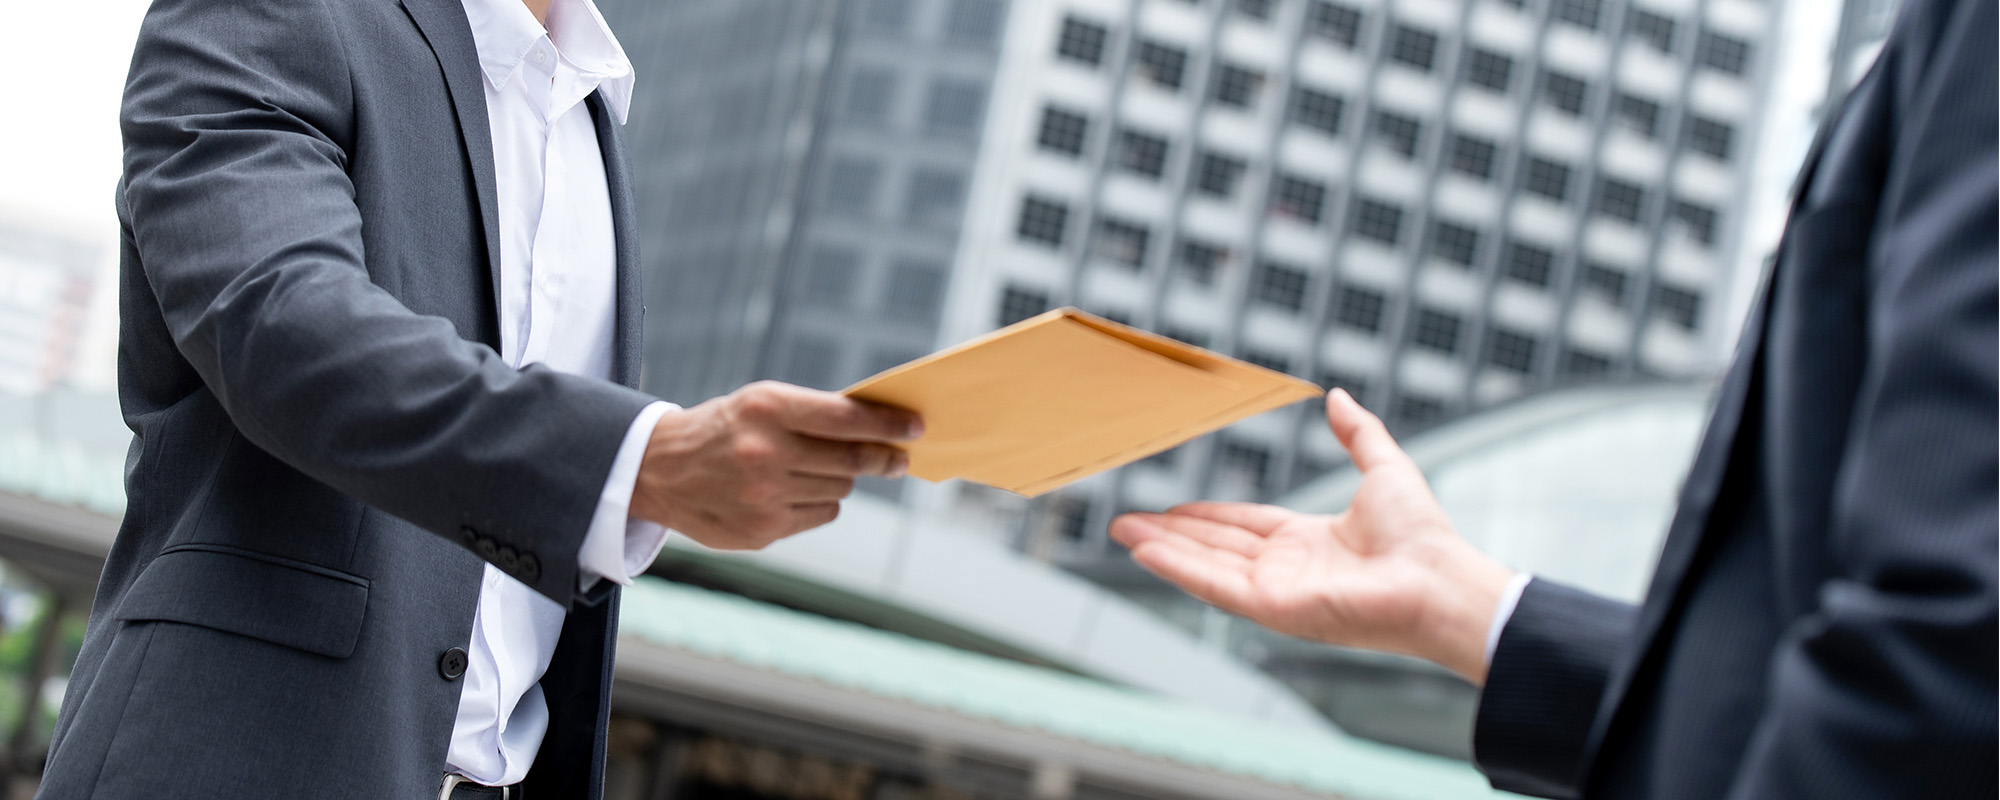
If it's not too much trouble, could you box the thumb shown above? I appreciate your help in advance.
[1325,389,1410,472]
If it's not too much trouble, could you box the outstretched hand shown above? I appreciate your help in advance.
[1110,389,1515,684]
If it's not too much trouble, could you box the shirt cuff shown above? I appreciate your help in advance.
[1484,572,1535,667]
[578,401,676,592]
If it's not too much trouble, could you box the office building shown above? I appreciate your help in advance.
[934,0,1780,569]
[594,0,1010,424]
[0,219,98,394]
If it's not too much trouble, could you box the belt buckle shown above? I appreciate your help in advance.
[440,774,515,800]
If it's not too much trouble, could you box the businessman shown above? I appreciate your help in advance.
[1113,0,1997,797]
[39,0,919,797]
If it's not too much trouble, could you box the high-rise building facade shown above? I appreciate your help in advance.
[595,0,1009,429]
[936,0,1779,572]
[0,219,98,394]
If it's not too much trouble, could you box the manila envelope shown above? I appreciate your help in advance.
[843,308,1324,497]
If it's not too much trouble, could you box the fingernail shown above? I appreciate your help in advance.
[889,453,910,478]
[905,419,925,440]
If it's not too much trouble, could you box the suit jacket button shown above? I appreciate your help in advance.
[439,647,468,681]
[475,537,499,561]
[460,526,479,549]
[497,546,520,573]
[517,554,540,584]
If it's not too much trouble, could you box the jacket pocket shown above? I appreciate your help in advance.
[113,544,370,659]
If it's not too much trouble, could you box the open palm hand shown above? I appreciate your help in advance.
[1109,390,1514,683]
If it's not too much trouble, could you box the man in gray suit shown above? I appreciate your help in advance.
[40,0,919,797]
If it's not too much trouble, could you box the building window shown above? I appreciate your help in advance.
[1563,347,1614,376]
[1409,307,1463,355]
[1553,0,1601,30]
[1212,64,1266,109]
[1485,328,1540,373]
[1629,10,1677,53]
[998,285,1051,326]
[801,246,860,308]
[1134,41,1189,91]
[1429,220,1481,266]
[782,337,842,390]
[1307,1,1365,48]
[1593,177,1647,224]
[1334,283,1387,333]
[1449,134,1499,181]
[1505,240,1555,287]
[1057,16,1110,66]
[1349,197,1406,246]
[843,66,898,125]
[1179,240,1230,285]
[1463,48,1514,93]
[1243,349,1292,374]
[1373,111,1423,158]
[1388,24,1440,72]
[1248,262,1312,312]
[923,78,987,137]
[1580,262,1629,305]
[1684,116,1736,160]
[1292,87,1346,136]
[883,259,947,322]
[1016,195,1069,247]
[1395,394,1446,427]
[903,168,966,229]
[1235,0,1277,21]
[1540,71,1589,116]
[1696,30,1751,76]
[1254,261,1311,312]
[1037,106,1089,157]
[1613,93,1661,139]
[1092,217,1151,268]
[1655,284,1703,330]
[1317,369,1371,399]
[1218,439,1273,489]
[864,0,912,34]
[1115,129,1171,179]
[1521,156,1573,202]
[1270,174,1328,225]
[1195,151,1248,198]
[821,157,881,217]
[945,0,1005,43]
[1672,199,1720,245]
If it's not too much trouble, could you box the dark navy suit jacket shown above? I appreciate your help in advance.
[1472,0,1998,797]
[41,0,657,797]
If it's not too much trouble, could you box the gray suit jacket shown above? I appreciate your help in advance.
[40,0,656,796]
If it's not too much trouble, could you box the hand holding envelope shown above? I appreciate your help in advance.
[844,309,1323,497]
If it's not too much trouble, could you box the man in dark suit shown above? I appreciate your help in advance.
[1112,0,1997,796]
[40,0,919,797]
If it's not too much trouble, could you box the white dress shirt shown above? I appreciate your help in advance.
[449,0,673,785]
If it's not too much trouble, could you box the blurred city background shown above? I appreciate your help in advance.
[0,0,1898,797]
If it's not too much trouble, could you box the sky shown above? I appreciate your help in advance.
[0,0,1842,389]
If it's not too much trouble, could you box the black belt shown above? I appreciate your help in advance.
[441,775,521,800]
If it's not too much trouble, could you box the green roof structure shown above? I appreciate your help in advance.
[619,577,1514,800]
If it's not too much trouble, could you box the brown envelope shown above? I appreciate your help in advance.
[843,308,1324,497]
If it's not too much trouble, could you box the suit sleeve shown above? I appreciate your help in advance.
[1724,2,1998,796]
[1472,579,1638,799]
[119,0,656,607]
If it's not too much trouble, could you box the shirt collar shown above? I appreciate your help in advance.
[460,0,635,124]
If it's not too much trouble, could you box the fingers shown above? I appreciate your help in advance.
[789,502,841,532]
[742,382,923,443]
[788,435,910,478]
[1164,502,1296,536]
[1325,388,1409,471]
[1113,511,1268,557]
[1130,538,1255,614]
[784,473,857,504]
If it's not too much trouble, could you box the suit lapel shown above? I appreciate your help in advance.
[587,92,644,390]
[401,0,507,324]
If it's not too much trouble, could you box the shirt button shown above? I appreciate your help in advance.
[439,647,468,681]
